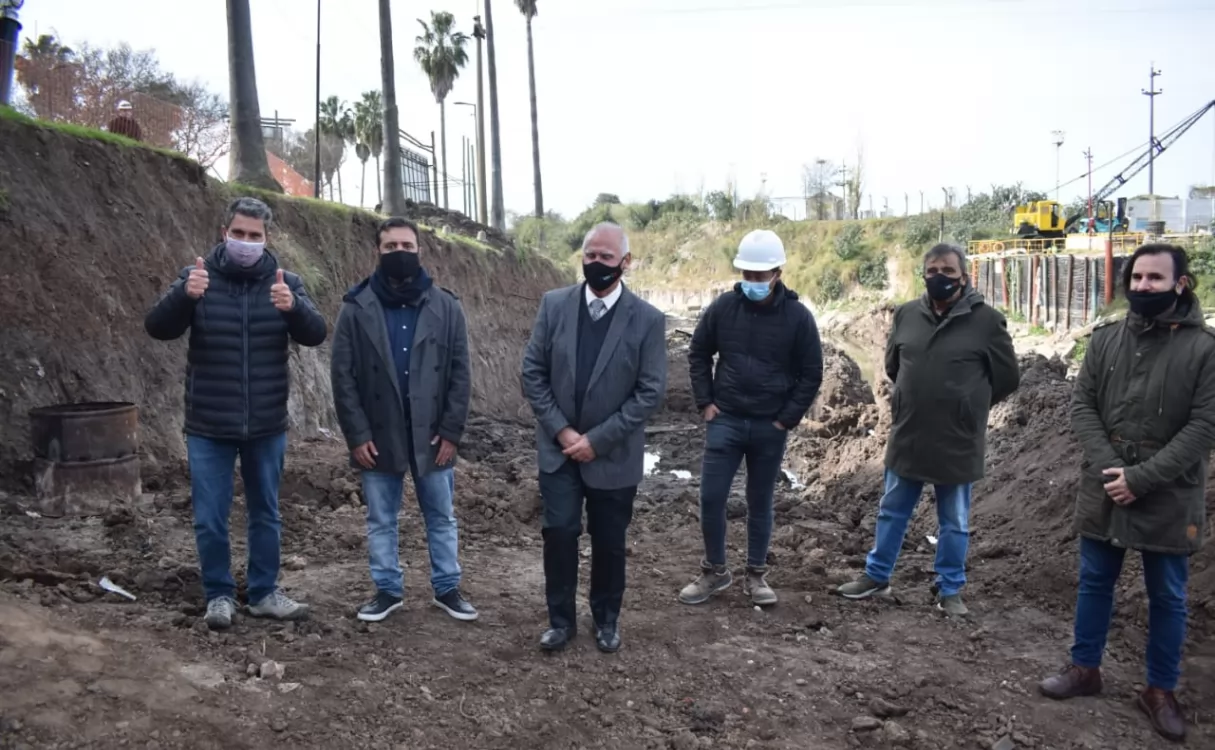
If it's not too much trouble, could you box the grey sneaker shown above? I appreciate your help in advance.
[744,566,778,606]
[204,596,237,631]
[247,590,311,621]
[678,561,733,605]
[937,593,969,617]
[837,573,891,600]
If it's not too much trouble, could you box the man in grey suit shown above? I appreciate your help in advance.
[521,222,669,653]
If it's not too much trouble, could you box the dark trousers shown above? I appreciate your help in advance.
[539,460,637,630]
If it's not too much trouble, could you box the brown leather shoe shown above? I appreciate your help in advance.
[1137,687,1186,742]
[1038,664,1103,700]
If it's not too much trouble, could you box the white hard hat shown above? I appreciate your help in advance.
[117,100,133,111]
[734,229,786,271]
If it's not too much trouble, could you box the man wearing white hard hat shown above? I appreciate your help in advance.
[681,229,823,607]
[107,100,143,142]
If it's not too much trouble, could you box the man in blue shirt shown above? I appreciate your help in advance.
[330,217,476,623]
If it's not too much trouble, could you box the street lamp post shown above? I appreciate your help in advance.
[1051,130,1065,202]
[0,0,24,107]
[454,100,480,219]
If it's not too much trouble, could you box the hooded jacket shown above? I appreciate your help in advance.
[883,285,1020,485]
[1072,298,1215,555]
[144,243,329,440]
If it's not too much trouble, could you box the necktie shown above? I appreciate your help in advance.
[589,298,607,322]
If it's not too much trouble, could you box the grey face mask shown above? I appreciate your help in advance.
[225,236,265,267]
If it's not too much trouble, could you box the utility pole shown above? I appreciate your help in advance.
[1084,148,1094,234]
[313,0,321,198]
[835,163,850,219]
[919,190,924,214]
[1051,130,1065,202]
[1142,64,1161,196]
[941,186,949,210]
[904,193,909,216]
[472,16,488,226]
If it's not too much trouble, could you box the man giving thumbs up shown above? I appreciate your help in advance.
[144,197,328,631]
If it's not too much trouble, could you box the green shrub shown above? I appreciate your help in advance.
[858,254,888,290]
[834,223,865,260]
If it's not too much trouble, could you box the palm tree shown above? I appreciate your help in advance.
[515,0,544,218]
[414,11,469,210]
[318,95,352,202]
[354,90,385,207]
[379,0,406,216]
[225,0,282,192]
[484,0,505,231]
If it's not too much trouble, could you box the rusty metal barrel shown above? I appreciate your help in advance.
[29,402,142,517]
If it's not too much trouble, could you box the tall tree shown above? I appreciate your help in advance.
[354,90,385,206]
[515,0,544,218]
[379,0,406,215]
[318,95,352,202]
[484,0,505,230]
[225,0,281,191]
[414,11,469,211]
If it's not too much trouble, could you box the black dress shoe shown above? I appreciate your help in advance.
[595,623,621,653]
[539,627,573,652]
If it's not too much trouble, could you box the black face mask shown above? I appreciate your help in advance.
[584,260,623,293]
[379,250,420,282]
[925,273,963,302]
[1126,289,1179,319]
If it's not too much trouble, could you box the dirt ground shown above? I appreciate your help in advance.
[1,310,1212,750]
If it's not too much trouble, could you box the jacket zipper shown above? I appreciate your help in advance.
[242,280,250,440]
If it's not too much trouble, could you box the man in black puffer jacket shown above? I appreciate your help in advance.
[680,229,823,608]
[145,197,328,631]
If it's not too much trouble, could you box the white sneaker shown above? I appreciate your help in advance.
[204,596,238,630]
[247,590,311,621]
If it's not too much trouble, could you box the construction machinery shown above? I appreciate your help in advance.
[1004,99,1215,244]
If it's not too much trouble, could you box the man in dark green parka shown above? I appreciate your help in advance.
[1039,244,1215,743]
[838,243,1020,616]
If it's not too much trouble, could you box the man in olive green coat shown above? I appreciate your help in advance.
[1039,244,1215,743]
[838,243,1020,616]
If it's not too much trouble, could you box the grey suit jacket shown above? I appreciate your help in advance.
[521,283,668,490]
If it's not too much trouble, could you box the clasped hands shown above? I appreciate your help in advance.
[1102,467,1137,505]
[557,427,596,463]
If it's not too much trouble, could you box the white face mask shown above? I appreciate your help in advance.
[225,236,265,267]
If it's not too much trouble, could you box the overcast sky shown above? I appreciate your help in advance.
[19,0,1215,219]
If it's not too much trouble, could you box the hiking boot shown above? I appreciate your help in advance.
[837,573,890,600]
[247,590,311,621]
[678,561,733,605]
[744,566,778,606]
[203,596,237,631]
[936,593,969,617]
[356,592,403,623]
[1137,687,1186,742]
[1038,664,1103,700]
[433,588,479,621]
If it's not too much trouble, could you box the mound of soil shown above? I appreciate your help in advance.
[0,117,566,487]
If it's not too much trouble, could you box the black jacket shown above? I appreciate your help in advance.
[144,243,329,440]
[688,282,824,427]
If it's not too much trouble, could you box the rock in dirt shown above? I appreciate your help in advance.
[671,729,698,750]
[868,696,908,718]
[991,736,1015,750]
[882,721,910,745]
[851,716,882,732]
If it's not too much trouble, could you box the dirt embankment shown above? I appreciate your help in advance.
[0,117,566,486]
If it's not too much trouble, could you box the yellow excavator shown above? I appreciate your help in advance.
[1012,198,1128,239]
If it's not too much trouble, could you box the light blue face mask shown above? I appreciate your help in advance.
[741,280,772,302]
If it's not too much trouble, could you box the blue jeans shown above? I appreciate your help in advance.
[362,467,462,598]
[1071,536,1189,691]
[699,412,789,568]
[864,470,972,597]
[186,432,287,604]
